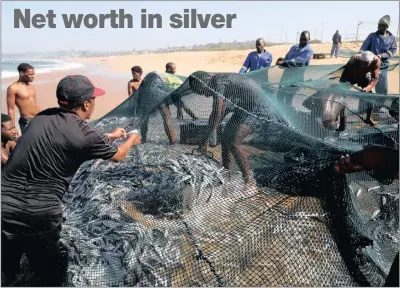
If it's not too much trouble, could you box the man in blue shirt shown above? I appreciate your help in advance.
[239,38,273,74]
[276,31,313,68]
[276,31,314,106]
[360,15,397,95]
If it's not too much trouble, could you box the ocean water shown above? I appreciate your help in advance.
[1,60,84,79]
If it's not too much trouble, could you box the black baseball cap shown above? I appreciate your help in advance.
[56,75,105,106]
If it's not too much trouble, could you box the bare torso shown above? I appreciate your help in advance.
[128,79,141,96]
[10,82,40,118]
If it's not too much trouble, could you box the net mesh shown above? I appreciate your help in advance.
[23,57,400,286]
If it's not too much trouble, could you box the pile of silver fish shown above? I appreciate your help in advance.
[60,143,227,286]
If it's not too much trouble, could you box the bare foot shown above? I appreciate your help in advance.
[364,119,379,127]
[241,179,258,196]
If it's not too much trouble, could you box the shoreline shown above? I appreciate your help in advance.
[2,42,399,129]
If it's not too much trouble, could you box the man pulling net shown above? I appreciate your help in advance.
[304,50,388,133]
[340,50,382,126]
[188,71,287,189]
[138,72,197,145]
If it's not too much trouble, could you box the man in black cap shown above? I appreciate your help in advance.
[1,75,141,286]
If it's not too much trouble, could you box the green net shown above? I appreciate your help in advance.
[38,59,399,287]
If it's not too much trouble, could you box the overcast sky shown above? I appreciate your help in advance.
[2,1,399,53]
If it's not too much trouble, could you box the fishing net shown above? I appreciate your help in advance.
[15,56,399,286]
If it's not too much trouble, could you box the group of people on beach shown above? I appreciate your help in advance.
[1,13,399,287]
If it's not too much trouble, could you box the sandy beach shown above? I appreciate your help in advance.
[2,42,399,125]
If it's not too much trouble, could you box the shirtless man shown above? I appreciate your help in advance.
[7,63,40,135]
[1,114,17,167]
[127,66,143,97]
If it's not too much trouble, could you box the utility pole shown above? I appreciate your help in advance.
[321,22,327,42]
[356,21,362,42]
[281,25,283,42]
[356,20,375,41]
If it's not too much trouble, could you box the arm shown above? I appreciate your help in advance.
[239,53,251,74]
[379,36,398,60]
[104,128,126,140]
[1,151,9,166]
[6,85,17,128]
[110,133,141,162]
[281,47,313,67]
[159,105,176,144]
[1,142,17,166]
[178,99,197,120]
[198,96,225,148]
[128,82,133,96]
[85,126,139,163]
[334,144,399,177]
[363,59,381,92]
[338,35,342,44]
[276,46,294,65]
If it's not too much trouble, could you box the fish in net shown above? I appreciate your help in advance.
[12,58,399,287]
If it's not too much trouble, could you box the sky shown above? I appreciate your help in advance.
[1,1,399,54]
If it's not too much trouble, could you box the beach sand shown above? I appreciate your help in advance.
[2,42,399,129]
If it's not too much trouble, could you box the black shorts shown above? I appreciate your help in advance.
[18,116,33,134]
[1,225,68,286]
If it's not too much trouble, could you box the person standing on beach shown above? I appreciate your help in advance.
[6,63,40,135]
[127,66,143,97]
[360,15,397,95]
[276,31,314,107]
[1,75,141,286]
[359,15,398,123]
[330,30,342,58]
[1,114,18,168]
[239,38,273,74]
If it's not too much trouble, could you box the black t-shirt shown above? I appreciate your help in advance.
[1,108,118,236]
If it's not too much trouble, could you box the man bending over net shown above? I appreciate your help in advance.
[138,72,196,145]
[340,51,382,126]
[188,71,285,187]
